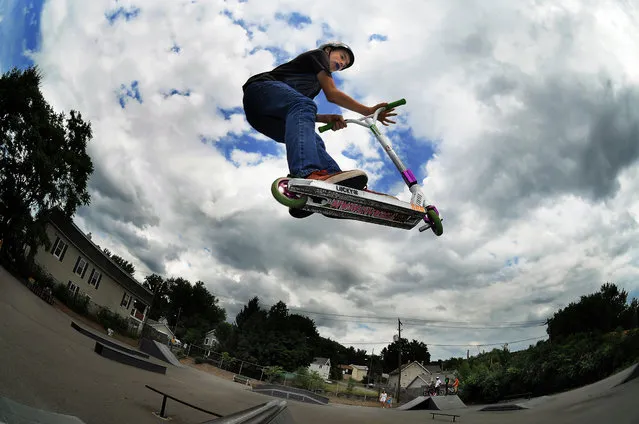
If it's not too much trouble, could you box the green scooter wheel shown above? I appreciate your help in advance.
[427,208,443,236]
[271,177,308,209]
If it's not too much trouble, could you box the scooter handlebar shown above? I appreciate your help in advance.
[318,98,406,133]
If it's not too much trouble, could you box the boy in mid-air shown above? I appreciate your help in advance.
[242,41,397,218]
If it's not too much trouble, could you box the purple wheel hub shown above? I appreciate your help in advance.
[278,179,302,199]
[422,205,440,225]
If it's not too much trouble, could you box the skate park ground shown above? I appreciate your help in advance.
[1,265,638,424]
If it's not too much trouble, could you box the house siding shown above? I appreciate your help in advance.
[35,224,147,324]
[387,362,431,390]
[351,367,368,381]
[308,358,330,380]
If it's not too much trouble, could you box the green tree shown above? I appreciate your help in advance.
[264,365,284,383]
[547,283,634,340]
[102,248,136,274]
[0,66,93,265]
[143,273,170,321]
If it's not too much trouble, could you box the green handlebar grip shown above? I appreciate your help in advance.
[317,99,406,133]
[385,98,406,109]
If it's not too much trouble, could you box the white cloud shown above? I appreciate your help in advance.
[26,0,639,360]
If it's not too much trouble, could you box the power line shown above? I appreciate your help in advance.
[335,335,547,348]
[288,308,546,329]
[298,314,546,329]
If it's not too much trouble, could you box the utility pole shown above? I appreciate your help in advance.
[368,348,374,385]
[174,307,182,334]
[397,318,403,403]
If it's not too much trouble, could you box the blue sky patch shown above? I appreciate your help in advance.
[218,107,244,120]
[170,42,181,53]
[357,323,374,331]
[214,133,283,165]
[117,81,142,108]
[369,34,388,42]
[105,6,141,25]
[222,9,252,38]
[163,88,191,98]
[275,11,311,29]
[0,0,44,73]
[264,46,291,64]
[505,256,520,267]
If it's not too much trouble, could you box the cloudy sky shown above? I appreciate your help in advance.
[2,0,639,361]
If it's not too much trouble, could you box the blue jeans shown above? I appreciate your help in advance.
[242,81,341,177]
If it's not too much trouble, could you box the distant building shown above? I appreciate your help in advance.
[339,364,369,381]
[308,357,331,380]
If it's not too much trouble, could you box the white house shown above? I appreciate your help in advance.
[203,329,218,347]
[308,357,331,380]
[387,361,432,390]
[147,318,175,341]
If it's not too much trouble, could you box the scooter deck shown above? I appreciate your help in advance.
[287,179,426,230]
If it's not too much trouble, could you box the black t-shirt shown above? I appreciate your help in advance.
[243,49,332,99]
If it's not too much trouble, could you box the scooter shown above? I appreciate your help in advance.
[270,99,443,236]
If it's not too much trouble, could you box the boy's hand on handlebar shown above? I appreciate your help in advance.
[368,103,397,126]
[318,114,347,131]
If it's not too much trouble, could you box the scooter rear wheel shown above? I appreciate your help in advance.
[426,208,443,236]
[271,177,308,209]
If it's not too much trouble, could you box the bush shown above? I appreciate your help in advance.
[52,282,90,315]
[28,263,56,288]
[96,308,130,334]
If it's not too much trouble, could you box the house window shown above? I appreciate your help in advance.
[51,237,68,261]
[67,281,79,296]
[120,293,132,308]
[73,256,89,278]
[205,338,210,345]
[88,269,102,289]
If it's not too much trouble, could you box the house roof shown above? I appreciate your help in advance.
[46,209,153,305]
[406,374,431,388]
[147,319,175,336]
[389,361,431,376]
[205,329,217,336]
[351,365,369,371]
[311,357,330,365]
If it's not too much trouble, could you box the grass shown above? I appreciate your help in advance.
[323,381,378,396]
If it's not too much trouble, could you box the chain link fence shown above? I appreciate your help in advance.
[180,343,383,402]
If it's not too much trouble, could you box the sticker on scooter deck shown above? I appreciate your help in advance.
[288,179,425,229]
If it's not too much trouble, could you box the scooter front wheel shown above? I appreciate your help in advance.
[271,177,308,209]
[426,207,443,236]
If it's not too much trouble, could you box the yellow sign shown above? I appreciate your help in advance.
[410,204,425,212]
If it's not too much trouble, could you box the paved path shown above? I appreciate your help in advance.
[1,266,638,424]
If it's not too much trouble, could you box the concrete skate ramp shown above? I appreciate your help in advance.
[618,362,639,385]
[252,385,328,405]
[429,395,467,410]
[70,321,149,359]
[201,400,294,424]
[397,395,430,410]
[94,342,167,374]
[139,338,183,367]
[0,396,87,424]
[398,395,466,411]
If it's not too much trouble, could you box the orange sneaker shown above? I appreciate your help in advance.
[304,169,368,189]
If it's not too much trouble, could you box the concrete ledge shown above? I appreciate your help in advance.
[71,321,149,358]
[94,342,167,374]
